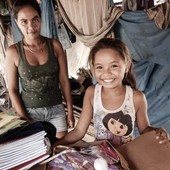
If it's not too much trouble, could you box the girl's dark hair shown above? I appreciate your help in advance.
[12,0,41,19]
[88,38,137,90]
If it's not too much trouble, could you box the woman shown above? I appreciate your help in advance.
[5,0,74,138]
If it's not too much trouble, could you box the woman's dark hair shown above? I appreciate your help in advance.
[12,0,41,19]
[88,38,137,90]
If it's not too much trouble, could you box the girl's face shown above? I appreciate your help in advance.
[93,48,127,88]
[16,5,41,40]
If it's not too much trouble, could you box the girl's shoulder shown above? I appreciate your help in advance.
[86,84,95,94]
[133,89,145,98]
[85,84,96,99]
[83,85,95,106]
[133,89,147,106]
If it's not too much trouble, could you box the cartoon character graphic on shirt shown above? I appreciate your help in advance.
[102,111,133,144]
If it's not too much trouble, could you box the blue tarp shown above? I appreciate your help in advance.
[114,11,170,135]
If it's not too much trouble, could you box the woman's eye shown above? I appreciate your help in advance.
[20,20,27,25]
[33,17,40,23]
[34,18,39,22]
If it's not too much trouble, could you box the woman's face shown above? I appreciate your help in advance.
[15,5,41,40]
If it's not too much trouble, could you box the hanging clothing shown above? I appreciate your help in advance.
[40,0,71,49]
[57,0,123,47]
[11,15,23,43]
[40,0,58,39]
[146,2,170,30]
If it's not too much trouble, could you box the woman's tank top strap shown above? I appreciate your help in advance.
[15,41,28,65]
[44,37,54,59]
[15,41,22,55]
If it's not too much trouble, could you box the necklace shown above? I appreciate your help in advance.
[24,39,44,54]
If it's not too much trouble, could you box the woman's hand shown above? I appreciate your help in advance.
[142,126,169,144]
[66,113,75,128]
[154,127,170,144]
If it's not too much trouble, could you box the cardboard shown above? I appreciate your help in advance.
[118,131,170,170]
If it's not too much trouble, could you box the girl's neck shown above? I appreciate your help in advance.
[102,85,126,96]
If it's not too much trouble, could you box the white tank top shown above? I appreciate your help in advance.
[93,83,136,147]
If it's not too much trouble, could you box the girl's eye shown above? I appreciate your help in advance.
[95,66,103,69]
[111,64,118,68]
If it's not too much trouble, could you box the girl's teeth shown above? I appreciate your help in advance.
[104,79,112,83]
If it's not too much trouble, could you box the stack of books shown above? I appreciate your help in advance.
[0,110,50,170]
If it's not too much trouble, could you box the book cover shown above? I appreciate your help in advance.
[0,112,19,128]
[0,130,46,147]
[0,119,26,135]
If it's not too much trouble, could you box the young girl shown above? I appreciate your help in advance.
[54,38,169,147]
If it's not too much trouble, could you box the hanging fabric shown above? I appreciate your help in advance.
[146,2,170,29]
[0,0,9,16]
[11,15,23,43]
[56,23,72,49]
[40,0,58,39]
[114,11,170,135]
[0,19,6,57]
[57,0,124,48]
[0,19,11,111]
[54,1,72,49]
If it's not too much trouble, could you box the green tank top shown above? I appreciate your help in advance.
[17,37,62,108]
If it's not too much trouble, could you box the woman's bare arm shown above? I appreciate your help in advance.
[5,45,29,121]
[52,39,75,128]
[53,86,94,146]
